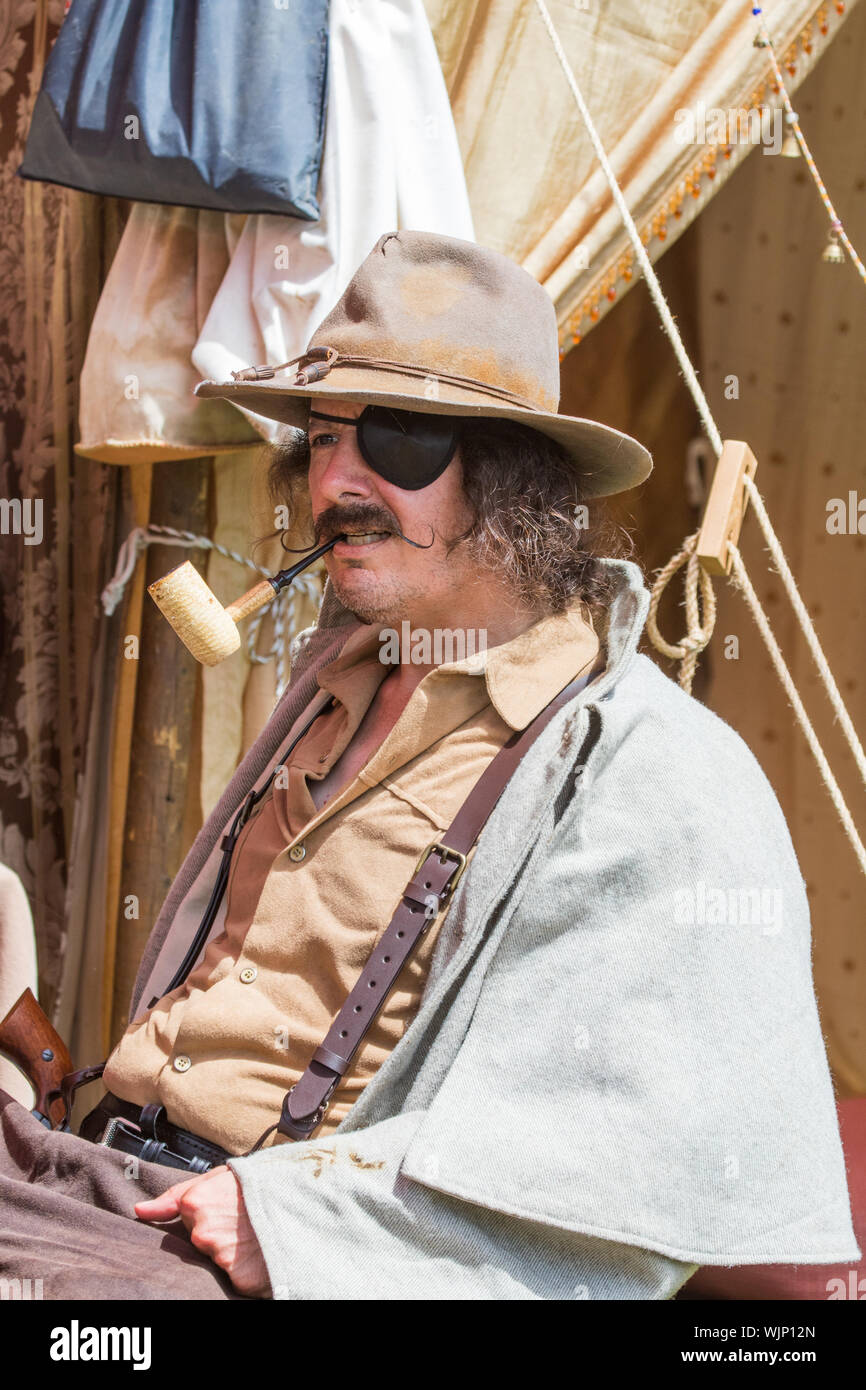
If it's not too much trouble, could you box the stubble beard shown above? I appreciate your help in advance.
[329,565,426,627]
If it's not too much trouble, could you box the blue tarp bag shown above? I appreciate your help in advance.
[19,0,329,218]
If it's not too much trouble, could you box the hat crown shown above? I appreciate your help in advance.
[311,230,560,414]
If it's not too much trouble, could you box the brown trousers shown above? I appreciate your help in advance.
[0,1089,247,1300]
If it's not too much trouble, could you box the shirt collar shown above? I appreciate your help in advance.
[314,593,604,733]
[315,557,650,703]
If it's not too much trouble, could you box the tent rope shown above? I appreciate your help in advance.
[741,472,866,788]
[101,524,322,701]
[534,0,866,875]
[728,541,866,878]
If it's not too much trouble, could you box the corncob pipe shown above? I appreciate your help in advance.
[147,536,341,666]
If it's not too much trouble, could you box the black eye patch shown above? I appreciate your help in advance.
[309,406,460,490]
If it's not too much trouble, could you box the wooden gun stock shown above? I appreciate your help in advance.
[0,988,73,1127]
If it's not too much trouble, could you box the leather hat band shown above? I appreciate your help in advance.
[231,346,543,413]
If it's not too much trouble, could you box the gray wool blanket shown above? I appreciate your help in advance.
[122,558,860,1299]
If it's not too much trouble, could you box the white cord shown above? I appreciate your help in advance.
[742,474,866,788]
[729,543,866,879]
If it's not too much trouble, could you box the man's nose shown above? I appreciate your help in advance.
[313,431,378,505]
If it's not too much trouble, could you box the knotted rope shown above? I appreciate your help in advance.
[645,532,717,694]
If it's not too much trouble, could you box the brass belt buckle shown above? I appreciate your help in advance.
[413,841,468,898]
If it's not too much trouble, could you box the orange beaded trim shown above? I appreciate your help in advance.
[559,0,845,353]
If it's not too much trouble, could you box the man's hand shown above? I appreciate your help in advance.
[134,1164,271,1297]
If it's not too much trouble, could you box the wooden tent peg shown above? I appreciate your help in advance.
[696,440,758,576]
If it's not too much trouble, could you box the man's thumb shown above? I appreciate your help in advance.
[134,1188,183,1221]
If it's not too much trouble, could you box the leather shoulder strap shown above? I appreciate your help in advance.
[268,660,602,1145]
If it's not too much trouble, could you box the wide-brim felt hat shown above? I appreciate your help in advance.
[195,229,652,499]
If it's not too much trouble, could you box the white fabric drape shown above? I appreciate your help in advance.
[191,0,475,443]
[75,0,473,460]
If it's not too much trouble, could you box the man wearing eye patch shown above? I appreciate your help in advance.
[0,230,857,1302]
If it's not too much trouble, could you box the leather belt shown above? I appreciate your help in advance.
[85,1093,231,1173]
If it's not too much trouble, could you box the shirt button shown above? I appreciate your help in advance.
[172,1055,191,1073]
[289,843,306,862]
[239,966,257,983]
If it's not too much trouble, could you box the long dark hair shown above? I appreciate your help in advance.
[266,415,636,618]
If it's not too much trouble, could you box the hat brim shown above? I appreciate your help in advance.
[194,368,652,499]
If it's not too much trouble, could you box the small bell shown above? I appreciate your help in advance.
[822,225,845,264]
[751,6,768,43]
[781,111,800,157]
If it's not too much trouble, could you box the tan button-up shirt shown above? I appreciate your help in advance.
[103,599,600,1154]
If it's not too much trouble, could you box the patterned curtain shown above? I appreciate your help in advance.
[0,6,320,1066]
[0,0,121,1024]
